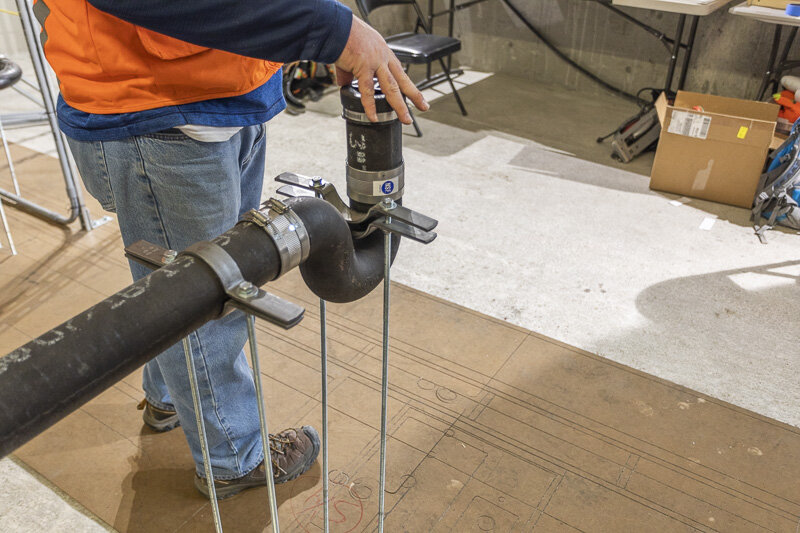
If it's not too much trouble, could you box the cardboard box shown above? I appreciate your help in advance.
[650,91,778,208]
[746,0,792,9]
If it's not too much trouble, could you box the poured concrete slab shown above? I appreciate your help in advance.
[1,143,799,530]
[3,262,800,531]
[285,75,800,430]
[2,73,800,530]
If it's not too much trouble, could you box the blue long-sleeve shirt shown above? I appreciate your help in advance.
[86,0,352,64]
[59,0,353,141]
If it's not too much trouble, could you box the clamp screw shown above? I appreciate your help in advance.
[381,197,397,210]
[268,198,288,214]
[162,249,178,264]
[237,281,259,299]
[312,177,324,187]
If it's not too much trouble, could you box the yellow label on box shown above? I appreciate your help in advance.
[738,126,749,139]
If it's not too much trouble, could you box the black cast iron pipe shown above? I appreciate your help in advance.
[290,197,400,303]
[0,196,398,458]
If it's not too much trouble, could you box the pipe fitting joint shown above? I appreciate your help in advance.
[341,81,404,211]
[240,199,310,278]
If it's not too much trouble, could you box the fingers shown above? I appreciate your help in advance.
[357,73,377,122]
[334,14,429,124]
[389,59,428,112]
[376,64,412,124]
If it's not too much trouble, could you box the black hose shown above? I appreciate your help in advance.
[0,197,396,458]
[500,0,645,105]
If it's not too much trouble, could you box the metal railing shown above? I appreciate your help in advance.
[1,0,109,232]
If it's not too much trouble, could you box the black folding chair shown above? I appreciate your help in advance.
[355,0,468,136]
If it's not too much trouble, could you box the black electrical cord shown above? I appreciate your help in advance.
[500,0,647,105]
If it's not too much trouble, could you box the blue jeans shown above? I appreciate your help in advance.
[67,125,267,479]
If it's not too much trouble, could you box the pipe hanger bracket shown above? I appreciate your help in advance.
[124,240,305,329]
[274,172,439,244]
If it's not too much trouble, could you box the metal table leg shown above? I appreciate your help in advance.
[758,26,783,101]
[771,27,799,98]
[182,336,223,532]
[377,228,392,532]
[664,14,686,94]
[246,315,281,533]
[426,0,434,81]
[446,0,456,73]
[676,15,699,92]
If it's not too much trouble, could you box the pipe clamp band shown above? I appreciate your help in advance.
[182,241,246,317]
[342,108,397,124]
[241,202,310,278]
[346,163,405,204]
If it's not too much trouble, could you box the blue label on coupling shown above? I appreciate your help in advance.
[373,177,399,196]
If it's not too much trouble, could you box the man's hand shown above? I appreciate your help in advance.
[335,15,429,125]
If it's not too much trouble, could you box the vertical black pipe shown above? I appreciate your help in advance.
[341,82,405,213]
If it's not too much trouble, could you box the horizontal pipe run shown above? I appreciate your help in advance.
[0,197,398,457]
[0,221,281,458]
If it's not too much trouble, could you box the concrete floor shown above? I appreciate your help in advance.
[277,73,800,430]
[3,140,799,531]
[0,458,108,532]
[2,59,800,529]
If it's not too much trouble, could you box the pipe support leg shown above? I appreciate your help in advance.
[377,227,392,532]
[183,336,223,531]
[246,315,281,533]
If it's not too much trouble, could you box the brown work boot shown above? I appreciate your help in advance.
[194,426,320,500]
[137,399,180,432]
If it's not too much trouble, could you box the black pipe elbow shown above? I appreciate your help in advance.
[288,196,400,303]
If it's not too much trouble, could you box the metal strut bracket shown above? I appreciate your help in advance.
[124,240,304,330]
[274,172,439,244]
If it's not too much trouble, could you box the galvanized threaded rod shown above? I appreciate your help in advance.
[183,337,223,531]
[246,315,280,533]
[377,226,392,532]
[314,180,330,533]
[320,299,329,532]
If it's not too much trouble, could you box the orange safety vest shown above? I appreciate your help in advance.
[33,0,282,114]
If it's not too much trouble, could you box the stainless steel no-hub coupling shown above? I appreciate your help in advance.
[240,199,310,278]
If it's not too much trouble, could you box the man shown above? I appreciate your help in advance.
[34,0,427,499]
